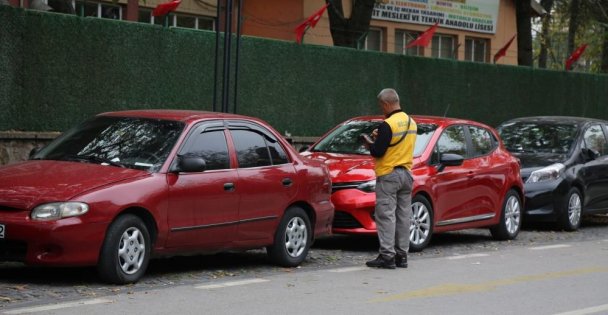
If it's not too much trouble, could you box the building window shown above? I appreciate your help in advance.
[395,30,422,56]
[431,34,457,59]
[364,27,383,51]
[74,1,122,19]
[147,12,214,30]
[465,37,489,63]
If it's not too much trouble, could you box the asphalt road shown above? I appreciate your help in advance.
[1,215,607,314]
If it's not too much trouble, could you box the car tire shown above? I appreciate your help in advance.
[490,189,522,240]
[97,214,151,284]
[409,195,434,252]
[558,187,583,231]
[267,206,311,267]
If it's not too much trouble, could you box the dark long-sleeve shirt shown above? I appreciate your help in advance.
[369,109,402,158]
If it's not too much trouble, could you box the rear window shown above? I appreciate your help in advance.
[498,122,577,154]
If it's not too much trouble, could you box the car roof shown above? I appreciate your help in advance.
[499,116,608,126]
[98,109,258,124]
[349,114,489,128]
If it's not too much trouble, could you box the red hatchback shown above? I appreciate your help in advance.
[302,115,523,252]
[0,110,333,283]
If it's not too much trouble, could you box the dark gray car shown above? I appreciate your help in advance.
[497,116,608,231]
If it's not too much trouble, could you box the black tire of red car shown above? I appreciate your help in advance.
[490,189,522,240]
[97,214,151,284]
[558,187,583,231]
[409,195,434,252]
[267,206,311,267]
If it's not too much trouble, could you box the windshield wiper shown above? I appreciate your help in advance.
[64,154,127,168]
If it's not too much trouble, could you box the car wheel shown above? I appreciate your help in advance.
[97,214,151,284]
[409,195,433,252]
[559,187,582,231]
[490,189,522,240]
[267,206,311,267]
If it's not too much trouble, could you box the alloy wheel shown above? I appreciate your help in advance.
[410,201,431,245]
[504,195,521,235]
[568,192,582,227]
[285,217,308,258]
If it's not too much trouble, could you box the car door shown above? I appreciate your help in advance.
[166,121,240,248]
[227,121,297,242]
[429,125,478,226]
[464,125,504,218]
[580,123,608,211]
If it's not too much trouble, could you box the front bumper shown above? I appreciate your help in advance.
[330,189,377,235]
[523,178,569,222]
[0,210,108,266]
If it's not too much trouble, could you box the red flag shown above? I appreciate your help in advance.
[152,0,181,17]
[565,44,588,70]
[295,3,329,44]
[493,34,516,63]
[405,22,439,49]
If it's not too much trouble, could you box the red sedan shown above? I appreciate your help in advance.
[0,110,333,283]
[302,115,523,252]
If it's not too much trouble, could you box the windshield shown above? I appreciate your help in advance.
[312,120,436,157]
[33,116,185,172]
[497,122,578,154]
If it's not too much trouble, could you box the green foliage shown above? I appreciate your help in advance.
[1,6,608,137]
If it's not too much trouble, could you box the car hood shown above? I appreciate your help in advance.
[511,152,567,169]
[304,151,422,183]
[0,160,148,210]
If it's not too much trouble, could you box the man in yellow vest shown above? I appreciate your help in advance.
[362,88,417,269]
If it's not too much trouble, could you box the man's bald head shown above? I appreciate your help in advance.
[377,88,401,116]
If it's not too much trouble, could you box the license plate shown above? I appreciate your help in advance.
[0,224,4,238]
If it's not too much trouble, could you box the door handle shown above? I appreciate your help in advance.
[224,183,235,191]
[282,178,293,187]
[467,171,475,178]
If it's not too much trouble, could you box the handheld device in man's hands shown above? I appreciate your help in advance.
[360,133,374,144]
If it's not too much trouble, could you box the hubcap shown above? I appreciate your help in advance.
[118,227,145,275]
[504,195,521,235]
[285,217,307,258]
[568,193,582,226]
[410,202,430,245]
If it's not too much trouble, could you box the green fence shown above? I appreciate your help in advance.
[2,6,607,136]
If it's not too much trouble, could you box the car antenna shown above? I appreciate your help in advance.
[443,103,451,117]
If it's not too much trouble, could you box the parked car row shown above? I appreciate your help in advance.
[301,115,608,251]
[1,110,607,284]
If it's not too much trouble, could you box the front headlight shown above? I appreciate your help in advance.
[357,180,376,193]
[31,202,89,221]
[527,163,565,183]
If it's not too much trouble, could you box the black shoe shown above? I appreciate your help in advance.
[395,254,408,268]
[366,255,396,269]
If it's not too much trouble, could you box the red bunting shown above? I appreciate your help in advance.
[565,44,588,71]
[405,22,439,49]
[295,3,329,44]
[493,34,516,64]
[152,0,181,17]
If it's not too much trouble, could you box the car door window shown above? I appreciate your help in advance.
[431,125,467,164]
[182,130,230,170]
[583,124,608,156]
[231,129,272,168]
[468,126,496,157]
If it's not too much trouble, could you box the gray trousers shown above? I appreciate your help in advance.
[375,167,413,259]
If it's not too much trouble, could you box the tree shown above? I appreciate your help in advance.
[538,0,555,68]
[325,0,377,48]
[515,0,534,66]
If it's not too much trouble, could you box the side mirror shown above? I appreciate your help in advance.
[437,153,464,172]
[581,148,599,162]
[298,145,310,153]
[174,154,206,173]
